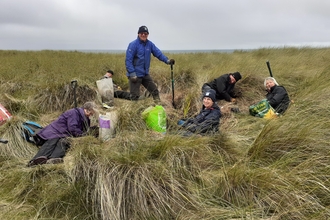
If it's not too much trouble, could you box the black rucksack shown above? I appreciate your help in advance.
[21,121,45,146]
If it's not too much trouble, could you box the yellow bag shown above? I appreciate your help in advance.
[249,99,277,119]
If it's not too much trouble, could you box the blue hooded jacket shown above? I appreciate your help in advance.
[125,37,168,77]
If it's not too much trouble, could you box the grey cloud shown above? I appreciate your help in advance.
[0,0,329,50]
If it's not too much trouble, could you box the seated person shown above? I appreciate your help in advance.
[264,77,290,114]
[27,101,97,166]
[178,89,221,136]
[102,70,132,100]
[202,72,242,103]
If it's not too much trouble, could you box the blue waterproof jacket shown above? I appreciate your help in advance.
[125,37,168,77]
[37,108,90,140]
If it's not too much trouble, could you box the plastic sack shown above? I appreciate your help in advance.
[99,110,118,141]
[0,103,12,126]
[249,99,277,119]
[96,78,114,106]
[141,105,167,133]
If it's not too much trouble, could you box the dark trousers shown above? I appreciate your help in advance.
[32,138,70,160]
[114,90,131,100]
[129,74,159,100]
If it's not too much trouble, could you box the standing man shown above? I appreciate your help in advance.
[125,25,175,102]
[202,72,242,103]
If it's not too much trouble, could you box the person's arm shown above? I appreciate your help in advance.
[66,109,86,137]
[150,42,169,64]
[193,109,221,133]
[215,79,232,102]
[186,109,221,133]
[125,42,137,76]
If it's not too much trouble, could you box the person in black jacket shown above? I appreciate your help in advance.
[264,77,290,114]
[178,89,221,136]
[202,72,242,103]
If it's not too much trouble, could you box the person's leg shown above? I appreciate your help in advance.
[31,138,60,160]
[114,90,132,100]
[141,75,160,101]
[27,138,59,166]
[49,138,71,159]
[129,78,142,100]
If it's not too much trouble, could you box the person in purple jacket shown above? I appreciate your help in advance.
[125,25,175,102]
[27,101,97,167]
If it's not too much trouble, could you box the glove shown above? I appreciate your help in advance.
[129,72,138,83]
[167,59,175,65]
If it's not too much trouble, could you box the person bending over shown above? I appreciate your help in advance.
[27,101,97,167]
[202,72,242,103]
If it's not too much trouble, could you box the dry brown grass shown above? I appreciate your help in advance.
[1,47,330,219]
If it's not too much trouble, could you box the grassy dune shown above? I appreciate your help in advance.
[0,47,330,219]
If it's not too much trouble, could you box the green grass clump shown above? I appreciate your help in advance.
[1,47,330,219]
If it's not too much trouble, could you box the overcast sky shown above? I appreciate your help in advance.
[1,0,330,51]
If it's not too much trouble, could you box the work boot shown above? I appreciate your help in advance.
[144,90,151,98]
[27,156,48,167]
[154,98,161,105]
[138,95,146,100]
[46,158,64,164]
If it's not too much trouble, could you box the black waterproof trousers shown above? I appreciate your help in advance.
[129,74,160,101]
[31,138,70,160]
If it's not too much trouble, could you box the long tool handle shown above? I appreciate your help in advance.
[171,64,176,109]
[71,80,78,108]
[266,61,273,77]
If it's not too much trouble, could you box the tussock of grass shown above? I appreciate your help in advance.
[1,47,330,219]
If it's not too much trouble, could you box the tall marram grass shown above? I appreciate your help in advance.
[1,47,330,219]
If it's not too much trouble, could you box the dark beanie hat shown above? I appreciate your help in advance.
[138,26,149,34]
[232,72,242,81]
[203,89,216,102]
[107,70,114,75]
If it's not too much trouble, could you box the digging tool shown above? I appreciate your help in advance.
[71,80,78,108]
[0,138,8,144]
[266,61,273,77]
[170,64,176,108]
